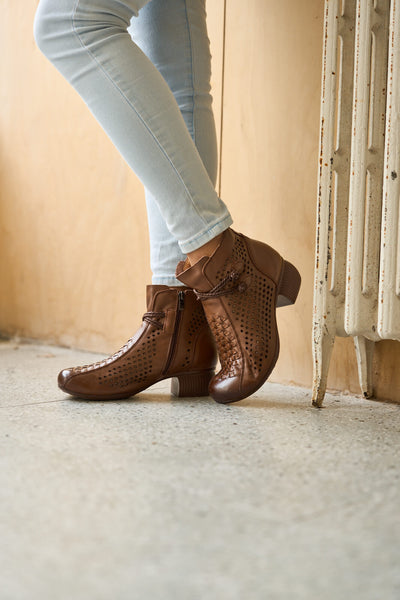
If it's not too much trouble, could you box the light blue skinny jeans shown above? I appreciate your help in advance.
[33,0,233,285]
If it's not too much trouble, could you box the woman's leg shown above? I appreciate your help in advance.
[34,0,302,405]
[130,0,219,284]
[34,0,232,256]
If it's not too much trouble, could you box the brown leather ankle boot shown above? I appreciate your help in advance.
[176,229,301,404]
[58,286,217,400]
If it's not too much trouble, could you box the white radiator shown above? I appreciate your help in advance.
[313,0,400,406]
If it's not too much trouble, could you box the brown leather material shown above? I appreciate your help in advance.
[175,256,210,292]
[245,236,283,285]
[176,228,301,403]
[58,286,217,400]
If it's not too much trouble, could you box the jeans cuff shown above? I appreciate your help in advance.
[152,275,186,287]
[178,214,233,254]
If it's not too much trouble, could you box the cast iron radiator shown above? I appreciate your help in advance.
[313,0,400,406]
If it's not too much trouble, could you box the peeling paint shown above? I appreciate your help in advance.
[313,0,399,407]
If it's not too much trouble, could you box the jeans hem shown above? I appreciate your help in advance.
[178,213,233,254]
[152,276,186,286]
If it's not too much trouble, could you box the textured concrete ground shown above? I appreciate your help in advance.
[1,339,399,600]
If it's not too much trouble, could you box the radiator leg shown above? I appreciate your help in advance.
[312,327,335,408]
[354,336,375,399]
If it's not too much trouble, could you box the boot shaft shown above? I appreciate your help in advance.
[147,285,217,376]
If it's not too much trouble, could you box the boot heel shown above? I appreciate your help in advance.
[171,369,214,398]
[277,260,301,307]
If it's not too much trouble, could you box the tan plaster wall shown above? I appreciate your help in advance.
[1,0,399,401]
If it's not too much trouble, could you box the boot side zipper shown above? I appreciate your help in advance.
[162,290,185,375]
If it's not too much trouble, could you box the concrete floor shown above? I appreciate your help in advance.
[1,339,399,600]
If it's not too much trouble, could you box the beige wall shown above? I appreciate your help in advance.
[1,0,399,402]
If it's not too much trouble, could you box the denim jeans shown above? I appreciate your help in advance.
[34,0,233,285]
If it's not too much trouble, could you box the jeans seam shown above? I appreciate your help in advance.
[71,0,206,225]
[183,0,196,144]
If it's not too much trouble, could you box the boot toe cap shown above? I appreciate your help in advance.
[209,375,244,404]
[58,368,85,396]
[58,368,73,390]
